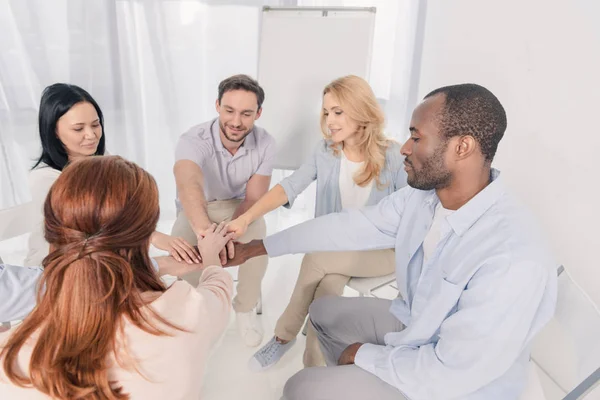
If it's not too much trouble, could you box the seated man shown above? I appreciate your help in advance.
[227,83,557,399]
[172,74,276,346]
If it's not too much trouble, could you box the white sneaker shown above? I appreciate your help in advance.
[248,336,297,371]
[236,309,264,347]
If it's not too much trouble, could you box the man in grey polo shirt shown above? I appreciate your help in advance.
[172,74,276,347]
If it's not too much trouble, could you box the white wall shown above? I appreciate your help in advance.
[417,1,600,304]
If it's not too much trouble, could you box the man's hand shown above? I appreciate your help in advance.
[223,240,267,268]
[338,343,364,365]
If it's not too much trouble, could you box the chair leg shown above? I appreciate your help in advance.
[256,292,263,315]
[302,319,309,336]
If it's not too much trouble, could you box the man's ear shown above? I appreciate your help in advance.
[255,107,262,120]
[215,99,221,113]
[456,135,477,159]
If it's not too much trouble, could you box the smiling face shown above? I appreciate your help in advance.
[215,89,262,144]
[55,102,103,161]
[400,94,453,190]
[322,92,361,144]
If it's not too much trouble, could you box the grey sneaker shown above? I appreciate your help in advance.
[248,336,297,371]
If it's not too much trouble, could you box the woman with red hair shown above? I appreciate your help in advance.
[1,156,233,400]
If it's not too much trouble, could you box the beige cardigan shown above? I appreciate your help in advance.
[0,265,232,399]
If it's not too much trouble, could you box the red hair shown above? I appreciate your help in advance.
[1,156,180,399]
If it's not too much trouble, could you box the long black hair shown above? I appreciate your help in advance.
[33,83,106,171]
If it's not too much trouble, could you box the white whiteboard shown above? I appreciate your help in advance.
[257,7,376,170]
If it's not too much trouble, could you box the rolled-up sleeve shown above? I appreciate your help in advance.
[354,261,554,400]
[0,264,43,322]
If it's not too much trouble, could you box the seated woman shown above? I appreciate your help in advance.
[24,83,198,267]
[227,75,407,370]
[0,156,234,399]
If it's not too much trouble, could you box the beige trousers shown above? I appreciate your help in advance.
[274,249,396,367]
[171,199,268,313]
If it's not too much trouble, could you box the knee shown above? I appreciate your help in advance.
[283,369,315,400]
[243,217,266,241]
[308,295,336,330]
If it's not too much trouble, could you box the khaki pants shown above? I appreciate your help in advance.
[171,199,267,313]
[274,249,395,367]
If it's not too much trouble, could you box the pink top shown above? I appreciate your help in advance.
[0,265,233,400]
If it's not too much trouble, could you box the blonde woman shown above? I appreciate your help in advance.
[227,75,407,370]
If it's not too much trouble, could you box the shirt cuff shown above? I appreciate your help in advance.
[263,234,286,257]
[354,343,392,375]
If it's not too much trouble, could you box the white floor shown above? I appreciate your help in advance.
[0,205,397,400]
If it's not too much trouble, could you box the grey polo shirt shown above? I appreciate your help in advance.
[174,118,276,211]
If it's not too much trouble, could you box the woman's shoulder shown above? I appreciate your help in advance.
[312,138,339,159]
[29,164,61,185]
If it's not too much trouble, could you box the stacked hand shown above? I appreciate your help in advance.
[197,223,236,265]
[226,216,250,240]
[152,232,201,264]
[197,222,236,267]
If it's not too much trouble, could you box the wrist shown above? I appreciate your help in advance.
[202,256,221,267]
[239,213,253,226]
[249,239,267,257]
[193,220,213,236]
[150,231,160,244]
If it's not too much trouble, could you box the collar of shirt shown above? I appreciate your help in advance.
[209,118,256,156]
[422,169,505,237]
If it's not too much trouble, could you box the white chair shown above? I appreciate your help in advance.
[520,265,600,400]
[0,202,34,243]
[346,272,397,297]
[0,202,35,330]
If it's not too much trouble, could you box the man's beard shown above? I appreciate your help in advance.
[406,141,452,191]
[220,121,252,143]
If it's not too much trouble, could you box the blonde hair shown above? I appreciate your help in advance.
[320,75,391,187]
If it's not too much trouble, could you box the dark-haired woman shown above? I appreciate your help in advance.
[24,83,199,266]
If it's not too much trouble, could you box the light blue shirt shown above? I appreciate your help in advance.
[0,259,161,323]
[279,139,407,217]
[264,169,557,400]
[0,264,42,322]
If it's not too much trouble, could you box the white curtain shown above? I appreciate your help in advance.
[0,0,422,216]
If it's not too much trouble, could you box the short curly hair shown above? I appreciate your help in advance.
[425,84,507,162]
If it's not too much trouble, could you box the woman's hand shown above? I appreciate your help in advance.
[198,222,236,268]
[227,215,250,240]
[151,232,201,264]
